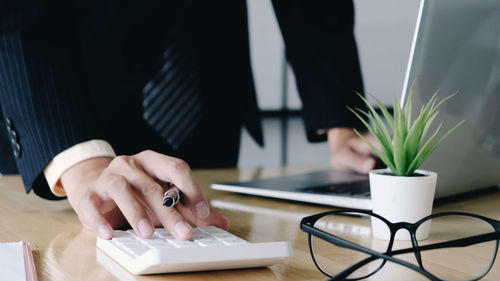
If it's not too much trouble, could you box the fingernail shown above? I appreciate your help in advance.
[195,201,210,218]
[98,225,112,239]
[138,219,154,237]
[175,221,192,237]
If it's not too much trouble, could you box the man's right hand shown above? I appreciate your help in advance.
[60,150,229,240]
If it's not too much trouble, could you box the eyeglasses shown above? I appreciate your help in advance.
[301,209,500,281]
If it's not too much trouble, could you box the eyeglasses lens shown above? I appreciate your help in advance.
[415,214,497,281]
[310,213,391,279]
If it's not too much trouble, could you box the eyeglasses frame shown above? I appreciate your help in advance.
[301,208,500,281]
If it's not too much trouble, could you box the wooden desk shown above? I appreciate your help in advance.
[1,167,499,281]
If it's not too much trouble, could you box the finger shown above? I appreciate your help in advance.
[162,207,193,240]
[347,137,373,156]
[364,134,384,153]
[332,148,375,174]
[135,151,210,219]
[176,204,229,230]
[123,170,193,240]
[77,193,113,240]
[102,174,155,238]
[196,211,229,230]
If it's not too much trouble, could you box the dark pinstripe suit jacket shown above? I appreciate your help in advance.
[0,0,365,200]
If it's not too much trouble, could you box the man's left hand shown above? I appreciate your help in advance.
[327,127,381,174]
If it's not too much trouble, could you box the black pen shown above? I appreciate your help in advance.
[162,189,180,208]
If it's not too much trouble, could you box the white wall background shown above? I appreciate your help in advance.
[238,0,421,167]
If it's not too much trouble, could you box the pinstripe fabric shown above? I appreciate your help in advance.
[142,43,202,150]
[0,0,366,201]
[0,11,88,199]
[0,1,264,199]
[0,107,17,173]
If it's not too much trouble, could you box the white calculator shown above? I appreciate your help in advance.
[96,226,291,275]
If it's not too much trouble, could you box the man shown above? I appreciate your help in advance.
[0,1,378,240]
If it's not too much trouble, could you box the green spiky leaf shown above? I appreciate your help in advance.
[348,86,464,176]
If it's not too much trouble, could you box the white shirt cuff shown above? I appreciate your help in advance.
[43,140,116,197]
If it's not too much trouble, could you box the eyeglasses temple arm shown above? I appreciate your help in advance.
[394,231,500,255]
[303,224,439,281]
[334,232,500,280]
[331,241,439,280]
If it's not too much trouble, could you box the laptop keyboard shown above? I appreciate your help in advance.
[298,180,370,198]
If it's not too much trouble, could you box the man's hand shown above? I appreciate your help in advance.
[327,127,381,174]
[60,150,229,240]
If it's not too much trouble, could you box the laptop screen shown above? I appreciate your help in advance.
[402,0,500,196]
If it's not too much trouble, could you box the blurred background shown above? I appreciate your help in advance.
[238,0,421,167]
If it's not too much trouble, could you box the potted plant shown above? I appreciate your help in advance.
[348,89,464,240]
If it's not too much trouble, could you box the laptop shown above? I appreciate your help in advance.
[211,0,500,210]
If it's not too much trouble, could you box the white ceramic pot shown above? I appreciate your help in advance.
[369,169,437,240]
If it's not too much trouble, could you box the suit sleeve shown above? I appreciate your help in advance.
[0,3,95,199]
[271,0,367,142]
